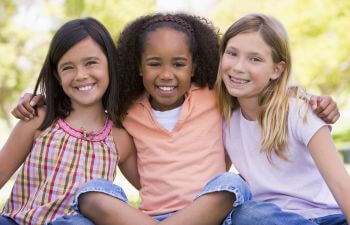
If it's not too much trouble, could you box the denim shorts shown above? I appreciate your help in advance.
[71,172,252,225]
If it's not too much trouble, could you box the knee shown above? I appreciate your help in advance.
[203,172,252,203]
[79,192,110,217]
[207,172,247,189]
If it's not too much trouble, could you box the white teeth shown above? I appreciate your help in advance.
[78,85,93,91]
[159,86,175,91]
[229,76,249,84]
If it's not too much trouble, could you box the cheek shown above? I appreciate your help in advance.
[220,57,231,72]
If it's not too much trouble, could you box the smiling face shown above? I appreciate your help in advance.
[57,36,109,109]
[220,31,283,102]
[140,27,193,111]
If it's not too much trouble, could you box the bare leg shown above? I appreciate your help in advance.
[79,192,157,225]
[159,191,234,225]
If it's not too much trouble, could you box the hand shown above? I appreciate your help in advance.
[309,95,340,124]
[11,93,44,120]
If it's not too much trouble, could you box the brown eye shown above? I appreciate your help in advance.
[86,60,98,66]
[61,66,74,71]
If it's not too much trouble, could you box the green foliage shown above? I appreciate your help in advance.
[333,129,350,149]
[0,0,155,127]
[48,0,156,38]
[0,0,43,126]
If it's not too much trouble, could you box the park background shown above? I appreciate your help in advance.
[0,0,349,208]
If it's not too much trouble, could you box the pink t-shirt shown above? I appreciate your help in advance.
[123,85,226,215]
[224,98,341,219]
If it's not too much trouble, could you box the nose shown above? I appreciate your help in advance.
[160,66,174,80]
[232,57,245,73]
[75,66,88,81]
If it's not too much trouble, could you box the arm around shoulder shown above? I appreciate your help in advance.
[111,127,140,190]
[0,108,46,188]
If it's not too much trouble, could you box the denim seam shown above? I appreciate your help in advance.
[71,186,128,212]
[193,185,244,207]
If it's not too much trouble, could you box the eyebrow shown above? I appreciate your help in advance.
[226,45,264,56]
[145,56,189,61]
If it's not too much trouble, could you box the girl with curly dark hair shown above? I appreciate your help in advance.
[75,13,249,225]
[9,13,340,225]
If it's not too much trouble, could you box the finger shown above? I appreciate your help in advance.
[331,112,340,124]
[323,110,339,124]
[308,96,318,110]
[318,101,335,118]
[315,96,333,115]
[17,103,35,119]
[11,107,30,121]
[30,94,43,107]
[22,100,36,115]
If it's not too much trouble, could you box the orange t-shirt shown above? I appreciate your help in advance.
[123,85,226,215]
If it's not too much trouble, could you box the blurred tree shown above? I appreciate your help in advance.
[0,0,43,127]
[213,0,350,105]
[46,0,156,38]
[0,0,155,127]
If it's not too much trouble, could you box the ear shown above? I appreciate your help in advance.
[271,61,285,80]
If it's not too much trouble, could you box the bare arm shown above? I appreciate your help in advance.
[112,127,140,190]
[308,126,350,222]
[0,108,44,188]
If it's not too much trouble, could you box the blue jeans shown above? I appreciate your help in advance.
[0,216,18,225]
[67,172,252,225]
[51,172,347,225]
[47,214,95,225]
[0,214,94,225]
[230,200,347,225]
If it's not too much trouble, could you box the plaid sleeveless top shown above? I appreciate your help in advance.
[1,118,118,225]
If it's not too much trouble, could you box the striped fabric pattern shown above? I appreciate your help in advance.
[1,118,118,225]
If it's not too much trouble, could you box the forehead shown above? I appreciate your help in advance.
[58,37,105,64]
[226,32,271,56]
[143,27,191,55]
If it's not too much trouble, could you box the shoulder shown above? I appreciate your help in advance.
[188,85,217,108]
[110,126,135,163]
[288,97,324,124]
[288,97,328,144]
[288,97,309,115]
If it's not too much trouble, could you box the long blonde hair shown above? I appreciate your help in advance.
[215,14,303,162]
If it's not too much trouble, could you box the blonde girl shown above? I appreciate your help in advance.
[216,13,350,224]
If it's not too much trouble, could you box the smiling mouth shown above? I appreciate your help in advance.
[157,86,176,91]
[229,75,249,84]
[76,84,95,91]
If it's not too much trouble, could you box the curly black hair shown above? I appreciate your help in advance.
[116,13,220,121]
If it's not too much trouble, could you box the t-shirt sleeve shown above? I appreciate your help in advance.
[288,98,331,146]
